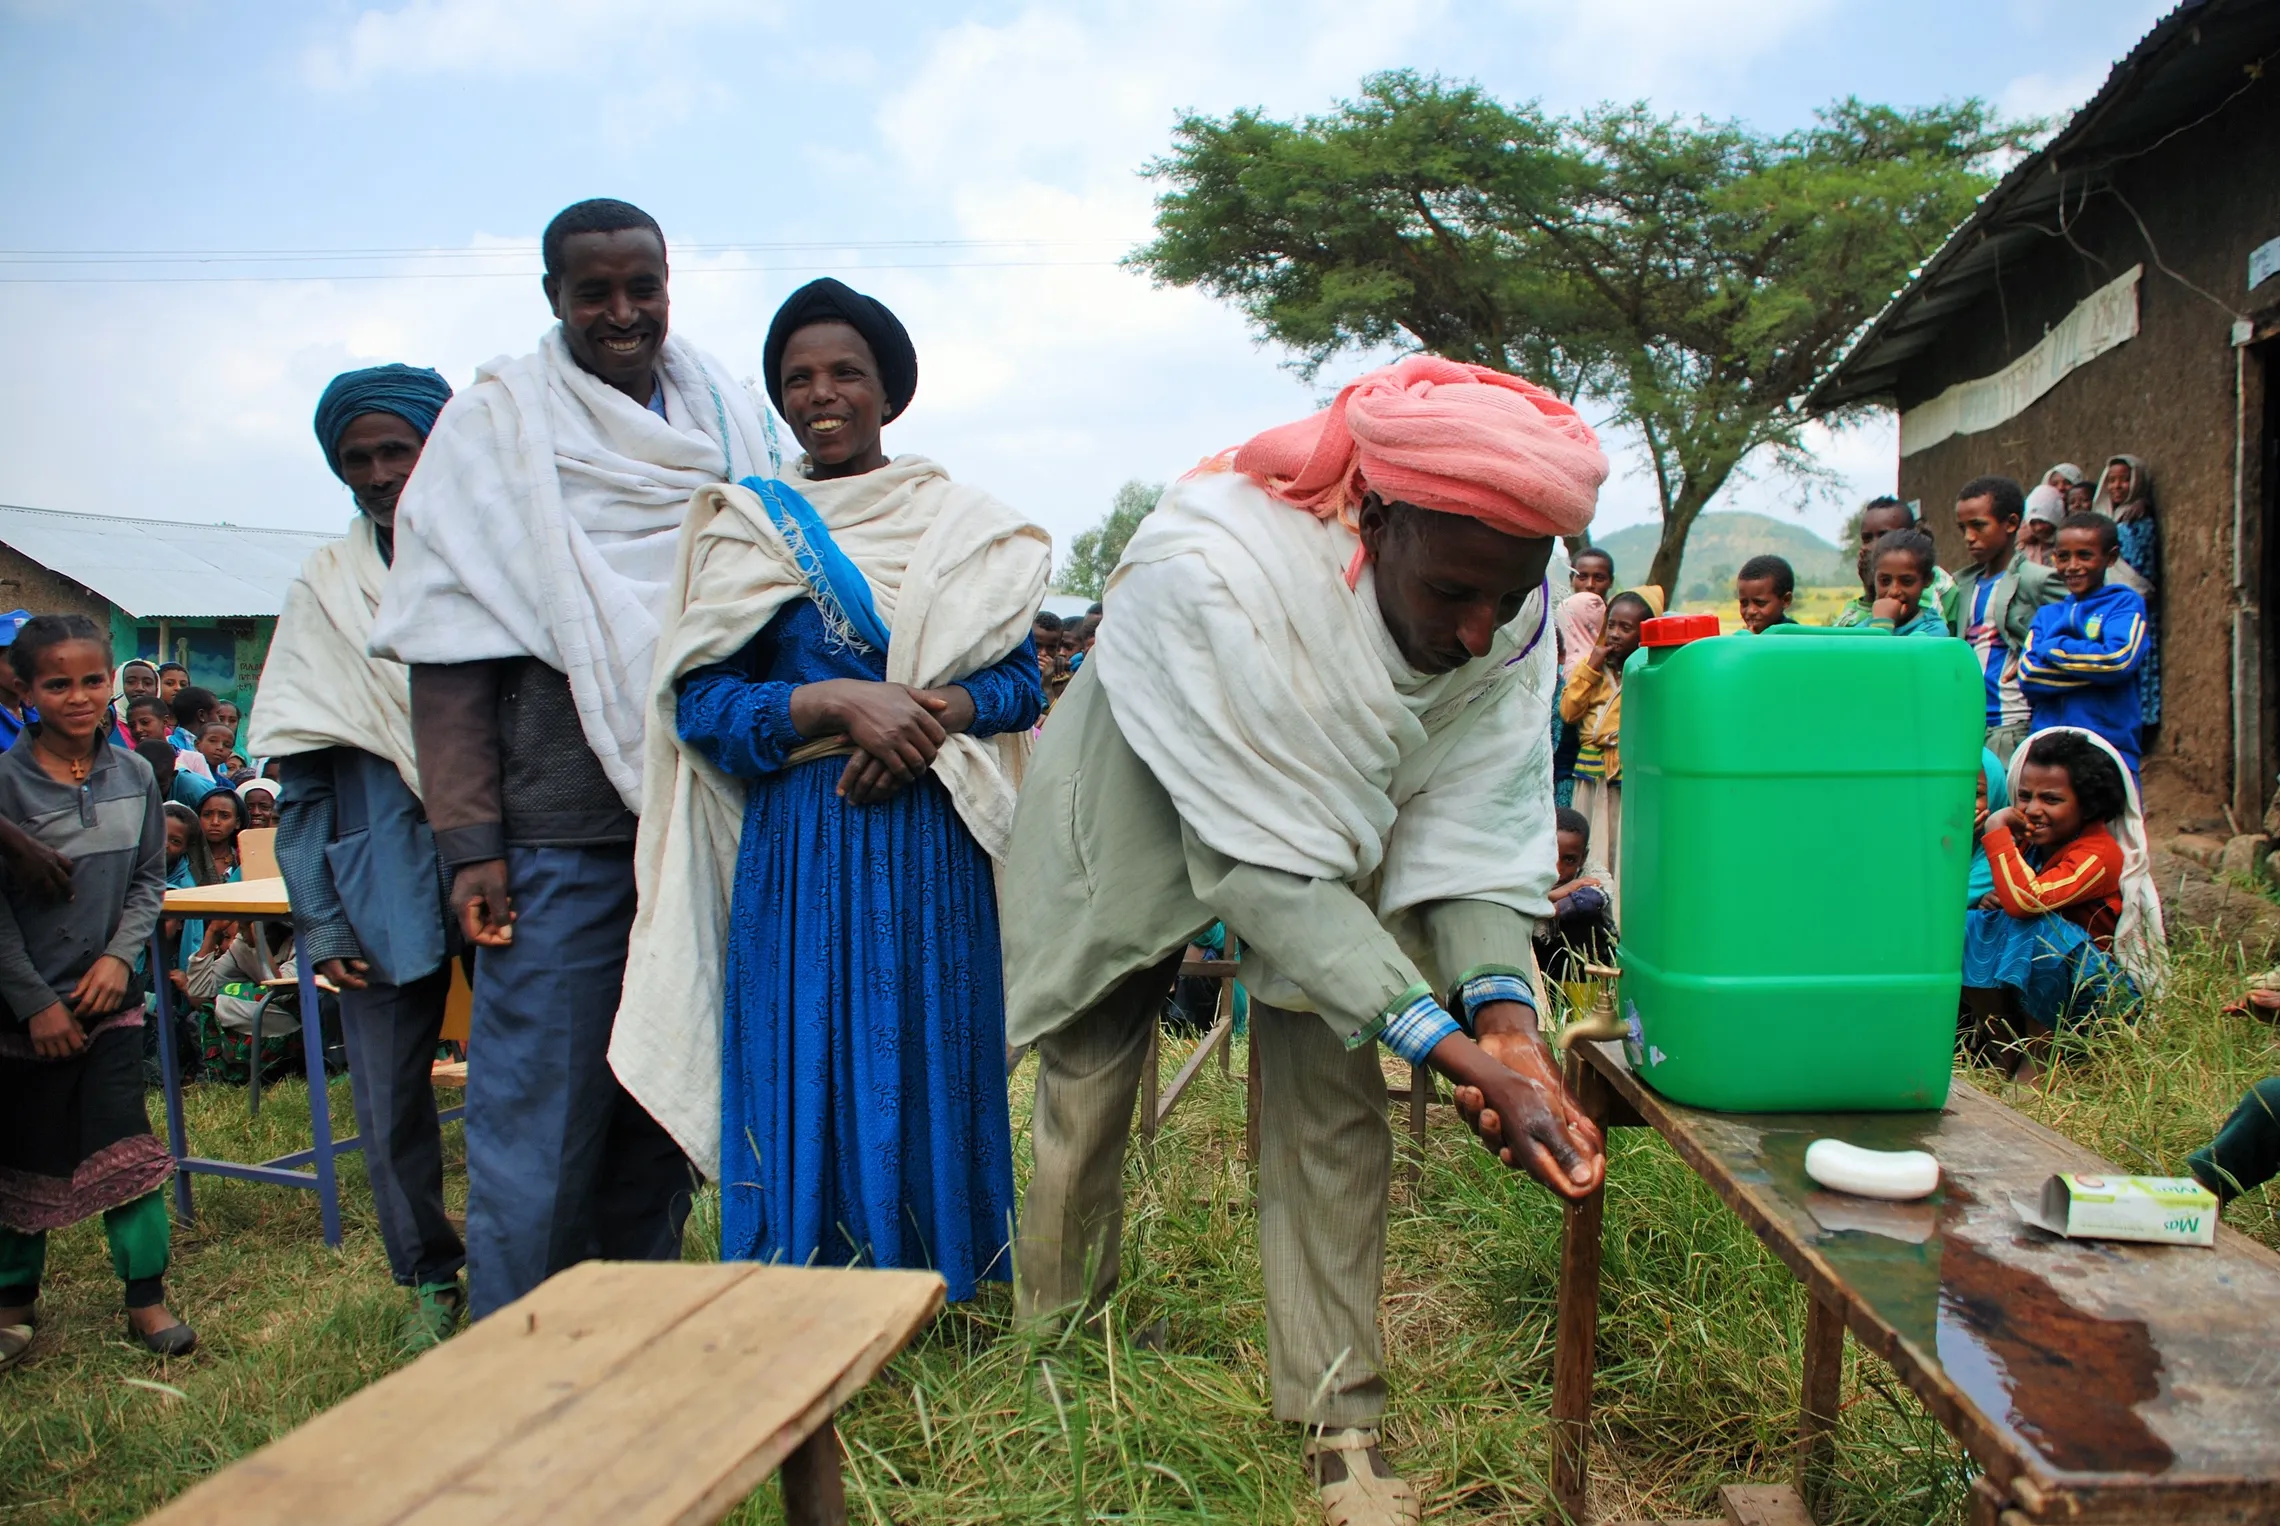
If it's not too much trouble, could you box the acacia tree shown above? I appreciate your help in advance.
[1135,72,2029,591]
[1059,479,1164,599]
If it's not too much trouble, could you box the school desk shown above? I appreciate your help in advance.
[1550,1040,2280,1526]
[152,876,468,1246]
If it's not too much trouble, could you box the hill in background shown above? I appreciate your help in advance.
[1589,512,1853,602]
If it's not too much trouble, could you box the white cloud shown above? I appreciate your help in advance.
[299,0,782,88]
[5,0,1904,568]
[1502,0,1840,104]
[1998,62,2108,138]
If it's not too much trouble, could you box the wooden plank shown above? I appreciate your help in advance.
[400,1267,942,1526]
[1796,1292,1843,1514]
[1178,958,1239,979]
[1155,1015,1232,1128]
[163,876,291,917]
[1549,1054,1615,1526]
[780,1420,847,1526]
[1721,1482,1816,1526]
[141,1263,942,1526]
[141,1262,752,1526]
[1575,1042,2280,1524]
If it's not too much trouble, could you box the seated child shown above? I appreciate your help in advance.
[2188,1078,2279,1212]
[1868,528,1949,637]
[238,776,280,829]
[1560,587,1660,909]
[1735,554,1796,634]
[1535,806,1615,983]
[2020,511,2148,775]
[1962,728,2162,1083]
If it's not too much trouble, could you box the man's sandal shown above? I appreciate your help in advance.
[1305,1426,1421,1526]
[0,1320,32,1376]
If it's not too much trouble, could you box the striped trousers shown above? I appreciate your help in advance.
[1018,960,1392,1427]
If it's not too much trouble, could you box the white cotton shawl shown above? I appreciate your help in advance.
[246,515,421,791]
[367,327,771,808]
[1091,469,1561,943]
[608,455,1051,1174]
[2006,726,2168,992]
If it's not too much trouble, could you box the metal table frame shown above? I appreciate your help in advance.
[151,877,463,1247]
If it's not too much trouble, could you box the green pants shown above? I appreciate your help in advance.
[2188,1077,2280,1203]
[1019,966,1393,1428]
[0,1189,171,1309]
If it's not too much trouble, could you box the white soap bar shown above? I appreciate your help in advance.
[1804,1138,1940,1201]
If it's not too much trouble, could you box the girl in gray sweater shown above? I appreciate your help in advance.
[0,615,188,1371]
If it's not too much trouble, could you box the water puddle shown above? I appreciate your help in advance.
[1742,1126,2174,1476]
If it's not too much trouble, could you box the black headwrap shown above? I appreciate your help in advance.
[762,278,918,423]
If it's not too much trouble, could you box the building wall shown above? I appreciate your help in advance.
[0,544,116,627]
[124,618,278,752]
[1892,79,2280,807]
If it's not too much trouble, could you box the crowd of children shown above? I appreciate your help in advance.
[1554,461,2169,1084]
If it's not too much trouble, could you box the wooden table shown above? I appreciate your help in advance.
[137,1261,944,1526]
[1552,1041,2280,1526]
[152,877,465,1246]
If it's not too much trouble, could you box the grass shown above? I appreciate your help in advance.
[4,936,2274,1526]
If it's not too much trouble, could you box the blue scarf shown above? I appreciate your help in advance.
[1965,746,2010,906]
[740,477,892,653]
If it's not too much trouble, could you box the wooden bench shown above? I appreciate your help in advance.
[138,1261,945,1526]
[1552,1041,2280,1526]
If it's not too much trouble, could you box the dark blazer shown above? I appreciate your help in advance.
[277,748,453,987]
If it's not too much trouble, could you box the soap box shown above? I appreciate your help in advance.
[2013,1174,2217,1246]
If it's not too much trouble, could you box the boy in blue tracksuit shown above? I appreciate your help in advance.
[2020,511,2148,773]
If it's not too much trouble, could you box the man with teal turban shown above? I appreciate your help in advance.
[309,364,454,552]
[249,362,467,1348]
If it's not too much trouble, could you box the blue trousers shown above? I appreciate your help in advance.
[464,845,694,1318]
[338,964,464,1289]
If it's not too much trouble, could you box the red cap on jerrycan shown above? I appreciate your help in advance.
[1638,613,1720,648]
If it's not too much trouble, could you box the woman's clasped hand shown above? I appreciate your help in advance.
[788,677,975,805]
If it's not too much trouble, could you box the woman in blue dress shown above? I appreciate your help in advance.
[612,280,1049,1301]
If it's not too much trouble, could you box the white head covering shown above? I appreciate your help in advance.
[2024,483,2065,527]
[2008,726,2166,992]
[2043,463,2088,488]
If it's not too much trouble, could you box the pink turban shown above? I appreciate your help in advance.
[1230,354,1607,538]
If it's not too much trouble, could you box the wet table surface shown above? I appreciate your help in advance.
[1567,1041,2280,1524]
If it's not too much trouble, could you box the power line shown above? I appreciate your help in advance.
[0,258,1131,286]
[0,237,1137,266]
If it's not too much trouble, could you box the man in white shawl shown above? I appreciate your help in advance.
[250,363,468,1348]
[368,199,770,1317]
[1004,357,1611,1526]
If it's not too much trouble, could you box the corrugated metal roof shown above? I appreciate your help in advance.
[0,503,339,619]
[1805,0,2279,411]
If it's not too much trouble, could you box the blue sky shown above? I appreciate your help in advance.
[1,0,2174,559]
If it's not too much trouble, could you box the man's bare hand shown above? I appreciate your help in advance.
[451,859,515,948]
[317,957,371,991]
[1431,1014,1603,1200]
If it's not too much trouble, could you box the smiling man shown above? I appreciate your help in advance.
[1005,356,1610,1526]
[368,198,772,1317]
